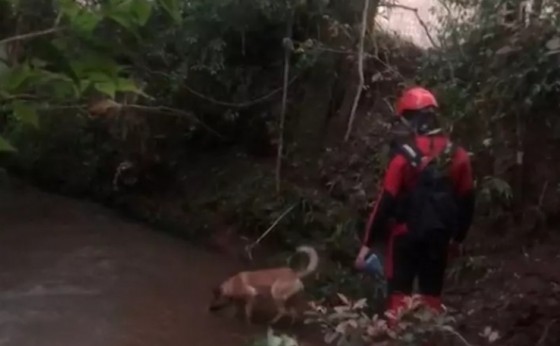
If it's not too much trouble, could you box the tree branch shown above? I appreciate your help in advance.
[34,100,226,140]
[184,74,301,109]
[0,27,62,45]
[436,0,453,18]
[379,2,438,48]
[304,43,406,81]
[122,104,226,140]
[276,8,295,193]
[443,328,474,346]
[344,0,370,142]
[139,68,302,109]
[536,319,557,346]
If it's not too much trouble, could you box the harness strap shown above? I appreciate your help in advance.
[398,140,455,170]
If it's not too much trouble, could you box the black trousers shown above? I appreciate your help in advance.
[387,231,449,296]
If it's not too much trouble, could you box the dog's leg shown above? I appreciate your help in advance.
[241,283,258,325]
[244,296,256,324]
[288,306,297,325]
[231,300,243,319]
[289,285,306,326]
[270,299,288,325]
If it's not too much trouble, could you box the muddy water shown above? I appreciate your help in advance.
[0,183,270,346]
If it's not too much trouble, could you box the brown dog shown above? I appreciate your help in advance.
[208,246,318,324]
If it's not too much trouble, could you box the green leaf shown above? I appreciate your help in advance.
[94,81,117,98]
[158,0,181,23]
[87,71,114,83]
[72,10,102,34]
[58,0,101,33]
[12,101,39,128]
[85,76,149,99]
[130,0,152,25]
[33,40,80,84]
[30,58,48,68]
[116,78,147,96]
[57,0,79,18]
[2,64,33,93]
[108,0,132,11]
[50,79,80,100]
[0,43,8,76]
[104,0,144,35]
[0,136,16,152]
[78,79,92,93]
[70,54,122,79]
[108,12,137,32]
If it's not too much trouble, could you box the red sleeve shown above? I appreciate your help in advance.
[362,155,407,247]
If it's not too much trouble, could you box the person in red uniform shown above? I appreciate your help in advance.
[354,86,475,319]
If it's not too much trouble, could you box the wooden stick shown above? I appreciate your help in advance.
[344,0,370,142]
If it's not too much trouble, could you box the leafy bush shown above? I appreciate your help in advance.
[417,0,560,214]
[305,293,468,346]
[248,329,299,346]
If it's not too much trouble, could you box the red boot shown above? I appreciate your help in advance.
[386,293,408,329]
[419,295,444,313]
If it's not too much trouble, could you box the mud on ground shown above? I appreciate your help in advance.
[445,231,560,346]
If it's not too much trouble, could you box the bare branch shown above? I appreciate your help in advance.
[305,44,406,82]
[379,2,438,48]
[344,0,370,142]
[39,100,226,140]
[140,68,302,109]
[276,9,295,193]
[123,104,225,140]
[536,319,557,346]
[184,74,301,109]
[436,0,453,18]
[444,328,475,346]
[0,27,62,45]
[538,180,549,208]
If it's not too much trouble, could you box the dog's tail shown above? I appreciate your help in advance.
[295,246,319,278]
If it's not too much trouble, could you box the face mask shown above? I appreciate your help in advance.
[399,112,441,135]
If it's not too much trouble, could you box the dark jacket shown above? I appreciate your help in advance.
[362,134,475,247]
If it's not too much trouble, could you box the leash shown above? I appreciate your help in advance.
[244,202,298,260]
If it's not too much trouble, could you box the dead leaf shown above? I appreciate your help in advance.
[335,322,348,334]
[371,72,383,82]
[323,331,338,344]
[353,298,367,310]
[333,306,351,314]
[545,49,560,56]
[336,293,350,305]
[386,329,397,339]
[489,331,500,343]
[496,45,514,55]
[546,36,560,51]
[88,98,122,117]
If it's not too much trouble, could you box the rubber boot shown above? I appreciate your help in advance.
[386,293,408,329]
[419,294,444,313]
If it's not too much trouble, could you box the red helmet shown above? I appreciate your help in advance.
[395,87,438,116]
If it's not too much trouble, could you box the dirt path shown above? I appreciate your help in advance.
[0,183,297,346]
